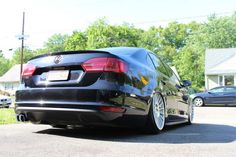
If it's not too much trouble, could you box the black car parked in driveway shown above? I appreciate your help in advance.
[192,86,236,107]
[15,47,193,133]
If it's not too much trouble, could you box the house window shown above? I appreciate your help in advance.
[225,75,234,85]
[218,75,234,86]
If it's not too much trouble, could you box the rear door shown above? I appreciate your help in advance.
[149,53,180,122]
[160,60,189,121]
[222,87,236,104]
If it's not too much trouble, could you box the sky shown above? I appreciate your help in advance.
[0,0,236,58]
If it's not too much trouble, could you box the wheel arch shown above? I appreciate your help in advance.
[147,91,167,117]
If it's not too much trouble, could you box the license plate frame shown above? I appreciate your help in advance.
[47,70,69,81]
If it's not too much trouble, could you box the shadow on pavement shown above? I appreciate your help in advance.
[36,123,236,144]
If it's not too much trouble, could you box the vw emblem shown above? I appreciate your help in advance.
[54,55,62,64]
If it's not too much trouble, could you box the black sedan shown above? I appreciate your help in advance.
[15,47,193,133]
[192,86,236,107]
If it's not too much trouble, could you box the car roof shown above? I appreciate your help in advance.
[98,47,147,56]
[211,86,236,90]
[98,47,149,62]
[224,86,236,88]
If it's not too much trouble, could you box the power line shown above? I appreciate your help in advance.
[133,11,235,25]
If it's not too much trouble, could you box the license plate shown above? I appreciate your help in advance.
[47,70,69,81]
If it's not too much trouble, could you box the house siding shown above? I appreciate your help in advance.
[205,48,236,90]
[0,64,24,95]
[206,75,218,90]
[0,82,19,94]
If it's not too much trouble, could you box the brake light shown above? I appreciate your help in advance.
[82,58,127,73]
[22,64,36,77]
[99,106,126,113]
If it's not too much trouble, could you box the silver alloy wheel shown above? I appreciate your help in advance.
[152,93,165,130]
[194,97,203,107]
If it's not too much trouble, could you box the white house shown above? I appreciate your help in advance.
[205,48,236,90]
[0,64,25,95]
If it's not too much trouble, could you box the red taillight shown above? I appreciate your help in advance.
[82,58,127,73]
[99,106,126,113]
[22,64,36,77]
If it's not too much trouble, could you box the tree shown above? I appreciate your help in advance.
[34,48,49,56]
[110,24,143,47]
[86,19,142,49]
[0,52,10,76]
[11,48,37,65]
[138,22,200,64]
[202,14,236,48]
[173,42,205,89]
[174,13,236,89]
[64,31,87,50]
[44,33,68,52]
[138,26,160,51]
[86,19,112,49]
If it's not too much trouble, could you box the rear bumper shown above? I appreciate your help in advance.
[15,87,148,127]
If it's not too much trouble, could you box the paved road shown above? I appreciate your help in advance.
[1,107,236,157]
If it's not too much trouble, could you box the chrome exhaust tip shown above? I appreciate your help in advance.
[16,114,28,122]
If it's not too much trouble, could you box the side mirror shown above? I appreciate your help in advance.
[182,80,192,87]
[208,91,212,94]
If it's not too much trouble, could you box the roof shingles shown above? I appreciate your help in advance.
[0,64,25,83]
[205,48,236,75]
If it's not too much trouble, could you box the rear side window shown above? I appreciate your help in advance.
[170,72,181,87]
[160,60,182,87]
[149,53,182,87]
[225,87,236,92]
[149,54,159,68]
[210,87,224,93]
[159,59,173,77]
[147,55,155,70]
[149,53,168,76]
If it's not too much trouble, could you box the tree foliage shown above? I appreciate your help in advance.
[139,22,200,64]
[10,48,36,66]
[174,13,236,89]
[86,19,142,49]
[65,31,87,50]
[0,52,10,76]
[44,33,68,52]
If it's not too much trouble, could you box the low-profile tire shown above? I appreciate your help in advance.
[187,102,194,125]
[145,93,165,134]
[193,97,204,107]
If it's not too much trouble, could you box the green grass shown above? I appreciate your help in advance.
[0,108,17,125]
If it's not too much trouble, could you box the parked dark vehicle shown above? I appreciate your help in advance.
[15,47,193,133]
[192,86,236,107]
[0,95,11,108]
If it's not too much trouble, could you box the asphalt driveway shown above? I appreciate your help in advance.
[1,107,236,157]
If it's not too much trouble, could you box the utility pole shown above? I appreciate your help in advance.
[20,12,25,83]
[18,12,25,83]
[16,12,28,84]
[17,12,29,84]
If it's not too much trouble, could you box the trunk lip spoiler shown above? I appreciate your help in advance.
[29,50,110,61]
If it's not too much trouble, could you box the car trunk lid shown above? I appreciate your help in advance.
[23,50,119,87]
